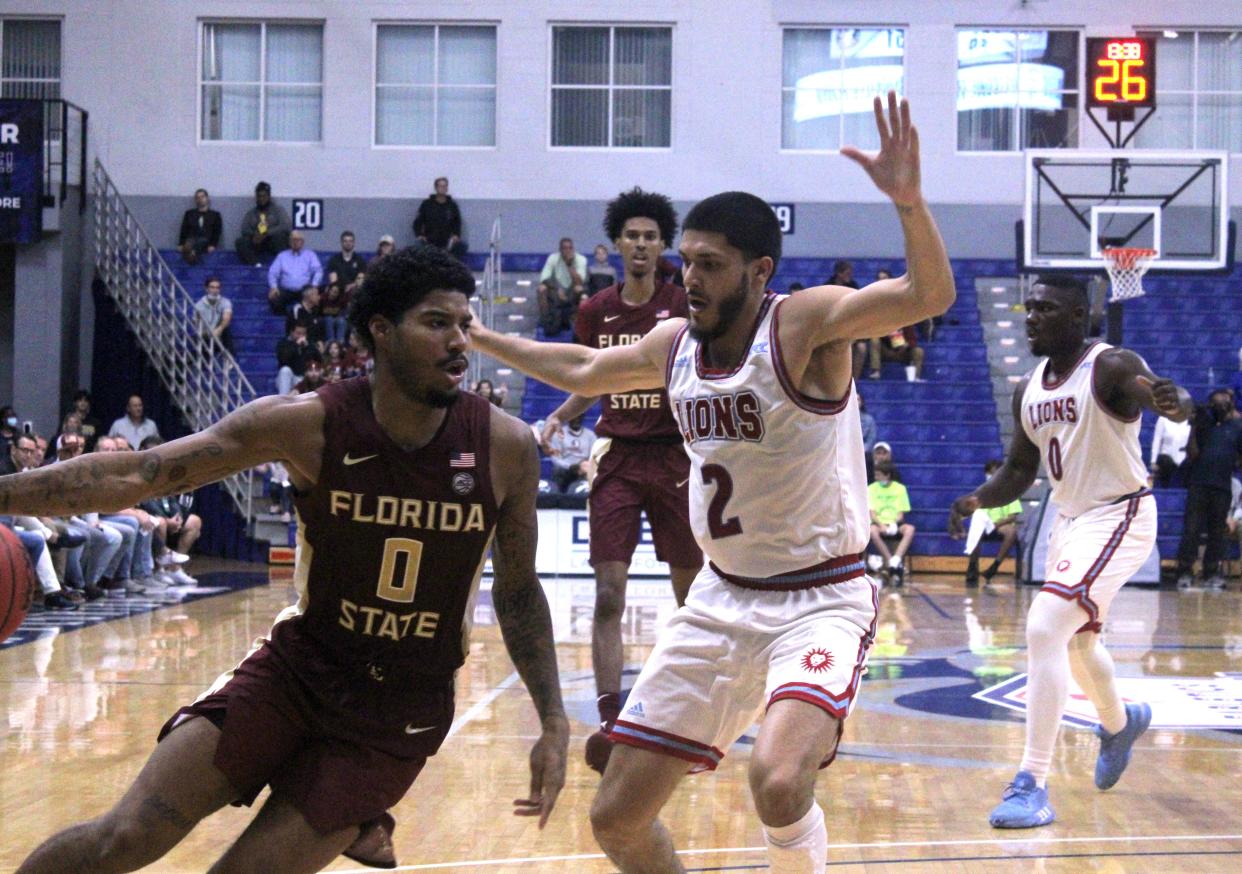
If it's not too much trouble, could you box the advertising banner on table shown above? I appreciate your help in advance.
[485,509,671,577]
[0,100,42,243]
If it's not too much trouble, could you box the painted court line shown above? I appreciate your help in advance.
[331,832,1242,872]
[445,670,520,740]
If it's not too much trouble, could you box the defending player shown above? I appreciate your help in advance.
[949,274,1191,829]
[472,93,954,873]
[539,187,702,775]
[10,246,568,873]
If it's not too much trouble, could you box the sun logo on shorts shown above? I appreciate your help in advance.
[1056,559,1072,573]
[800,648,834,674]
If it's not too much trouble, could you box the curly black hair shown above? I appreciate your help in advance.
[603,187,678,247]
[347,244,476,352]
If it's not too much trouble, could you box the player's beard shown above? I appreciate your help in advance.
[391,355,461,409]
[689,275,749,343]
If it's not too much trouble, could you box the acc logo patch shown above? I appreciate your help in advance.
[800,648,834,674]
[451,472,476,495]
[1056,559,1072,572]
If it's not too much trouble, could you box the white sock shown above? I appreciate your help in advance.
[34,543,60,595]
[764,800,826,874]
[1019,594,1085,787]
[1069,633,1127,735]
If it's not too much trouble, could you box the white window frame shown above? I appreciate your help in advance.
[371,21,499,150]
[196,18,324,146]
[547,23,674,151]
[778,25,907,154]
[0,17,62,99]
[1136,28,1242,155]
[955,27,1082,155]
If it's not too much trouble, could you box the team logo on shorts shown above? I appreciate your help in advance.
[451,472,476,495]
[800,648,834,674]
[1056,559,1072,572]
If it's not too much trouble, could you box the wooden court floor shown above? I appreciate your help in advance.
[2,563,1241,872]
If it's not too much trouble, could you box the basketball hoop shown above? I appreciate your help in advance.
[1102,247,1157,303]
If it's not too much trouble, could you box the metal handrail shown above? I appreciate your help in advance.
[91,158,258,522]
[470,217,502,380]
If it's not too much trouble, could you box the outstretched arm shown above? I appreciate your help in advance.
[0,394,318,517]
[471,315,682,398]
[949,377,1041,535]
[789,92,954,345]
[1095,348,1193,423]
[490,418,568,828]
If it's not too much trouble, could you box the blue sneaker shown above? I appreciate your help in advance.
[1094,701,1152,790]
[989,771,1055,828]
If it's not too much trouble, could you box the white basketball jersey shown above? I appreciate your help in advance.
[665,294,870,578]
[1020,341,1148,518]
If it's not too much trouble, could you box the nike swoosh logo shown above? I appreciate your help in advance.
[405,724,437,735]
[603,314,622,322]
[676,478,690,488]
[343,453,378,466]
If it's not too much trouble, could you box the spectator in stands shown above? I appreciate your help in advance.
[868,322,925,381]
[194,276,234,355]
[293,354,326,394]
[873,440,893,474]
[235,181,290,266]
[276,322,316,395]
[547,414,596,494]
[538,237,588,335]
[138,435,199,586]
[1150,409,1192,488]
[413,176,467,260]
[472,378,507,408]
[108,395,160,450]
[177,188,222,265]
[0,405,19,451]
[260,460,294,522]
[53,433,115,601]
[51,411,83,461]
[868,459,915,585]
[342,330,372,378]
[958,459,1023,587]
[93,436,157,594]
[827,259,859,289]
[587,244,617,296]
[71,390,102,450]
[286,285,323,345]
[267,231,323,316]
[369,234,395,270]
[787,282,805,293]
[1175,388,1242,589]
[859,393,878,482]
[5,434,83,608]
[0,515,79,610]
[323,231,364,344]
[323,340,346,382]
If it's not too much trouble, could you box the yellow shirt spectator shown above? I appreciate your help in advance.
[868,479,911,526]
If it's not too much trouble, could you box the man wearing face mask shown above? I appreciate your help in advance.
[0,406,20,451]
[1173,388,1242,589]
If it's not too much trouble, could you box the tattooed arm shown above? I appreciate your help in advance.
[489,409,567,828]
[0,394,324,517]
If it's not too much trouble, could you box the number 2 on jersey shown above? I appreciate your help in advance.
[1048,436,1063,481]
[376,537,424,603]
[702,463,743,539]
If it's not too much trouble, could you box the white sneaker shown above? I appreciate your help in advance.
[123,578,147,595]
[168,569,197,586]
[155,570,177,586]
[159,550,191,566]
[888,555,903,570]
[867,554,884,573]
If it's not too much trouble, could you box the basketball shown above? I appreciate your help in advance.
[0,524,36,644]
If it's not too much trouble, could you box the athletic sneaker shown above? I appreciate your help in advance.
[123,578,147,595]
[158,550,191,566]
[168,568,197,586]
[1094,701,1152,791]
[989,771,1055,828]
[1203,575,1226,591]
[43,592,81,611]
[343,811,397,869]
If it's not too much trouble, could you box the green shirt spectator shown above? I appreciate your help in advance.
[986,498,1022,525]
[868,479,910,526]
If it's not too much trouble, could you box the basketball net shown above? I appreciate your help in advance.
[1102,247,1157,303]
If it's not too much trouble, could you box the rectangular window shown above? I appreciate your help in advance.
[0,18,61,99]
[200,21,323,143]
[551,25,671,148]
[957,29,1079,151]
[1133,30,1242,152]
[781,27,905,151]
[375,24,497,147]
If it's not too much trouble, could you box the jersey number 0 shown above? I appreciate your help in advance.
[376,537,425,603]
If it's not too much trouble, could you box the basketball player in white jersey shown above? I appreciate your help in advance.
[950,274,1191,829]
[474,92,955,873]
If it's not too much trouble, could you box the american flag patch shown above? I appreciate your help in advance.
[656,309,670,319]
[449,452,475,468]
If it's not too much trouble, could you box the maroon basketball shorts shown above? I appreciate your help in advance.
[158,643,453,835]
[589,439,702,569]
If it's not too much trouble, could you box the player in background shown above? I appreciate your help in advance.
[538,187,703,775]
[11,246,567,873]
[474,93,954,873]
[950,275,1191,829]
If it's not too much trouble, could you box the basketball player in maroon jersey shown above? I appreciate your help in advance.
[7,246,568,873]
[539,187,703,774]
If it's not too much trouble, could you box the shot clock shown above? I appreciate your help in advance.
[1086,37,1156,112]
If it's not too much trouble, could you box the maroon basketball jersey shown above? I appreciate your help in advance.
[271,377,498,703]
[575,281,687,440]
